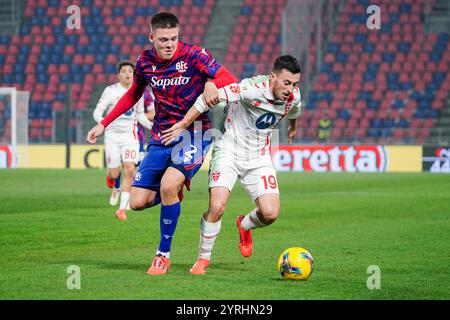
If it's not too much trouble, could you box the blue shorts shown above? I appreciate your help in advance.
[133,132,212,192]
[139,141,145,153]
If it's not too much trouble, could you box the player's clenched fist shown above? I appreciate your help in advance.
[203,81,220,107]
[86,123,105,144]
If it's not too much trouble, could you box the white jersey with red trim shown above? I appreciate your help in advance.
[93,82,145,134]
[195,75,302,160]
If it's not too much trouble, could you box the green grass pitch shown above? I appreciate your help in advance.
[0,169,449,299]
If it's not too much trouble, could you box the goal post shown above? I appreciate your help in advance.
[0,87,30,168]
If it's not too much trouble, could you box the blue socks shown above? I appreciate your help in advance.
[114,173,121,189]
[158,202,181,254]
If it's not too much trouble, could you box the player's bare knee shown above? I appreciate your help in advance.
[207,201,226,221]
[130,199,145,211]
[260,208,279,225]
[261,214,277,225]
[160,182,180,199]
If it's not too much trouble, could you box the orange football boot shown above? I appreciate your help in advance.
[236,215,253,257]
[147,254,171,275]
[189,258,210,275]
[115,209,127,221]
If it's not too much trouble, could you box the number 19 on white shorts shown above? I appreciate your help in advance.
[209,155,279,201]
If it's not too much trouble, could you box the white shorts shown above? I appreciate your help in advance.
[208,148,279,201]
[104,131,139,168]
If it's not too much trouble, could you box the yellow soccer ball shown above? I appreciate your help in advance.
[277,247,314,280]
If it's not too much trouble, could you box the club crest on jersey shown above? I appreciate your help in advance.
[176,61,188,73]
[256,113,276,129]
[212,171,220,181]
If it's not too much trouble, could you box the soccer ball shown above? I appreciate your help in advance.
[277,247,314,280]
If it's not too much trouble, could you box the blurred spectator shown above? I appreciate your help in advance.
[317,109,333,142]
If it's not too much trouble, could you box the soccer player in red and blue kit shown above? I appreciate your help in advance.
[86,12,237,275]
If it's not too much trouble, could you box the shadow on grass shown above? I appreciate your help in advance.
[168,263,241,273]
[70,258,148,271]
[65,259,246,275]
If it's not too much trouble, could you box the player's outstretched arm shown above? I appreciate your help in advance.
[203,81,220,107]
[161,78,242,145]
[160,105,203,145]
[287,119,297,144]
[205,67,237,107]
[86,123,105,144]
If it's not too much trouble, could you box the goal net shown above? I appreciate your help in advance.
[0,87,30,168]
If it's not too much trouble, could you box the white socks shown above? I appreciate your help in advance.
[198,217,222,261]
[119,192,130,210]
[241,208,267,230]
[156,250,170,259]
[196,209,266,261]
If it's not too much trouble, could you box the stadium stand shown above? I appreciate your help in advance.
[226,0,338,75]
[298,0,450,144]
[224,0,287,78]
[0,0,448,145]
[0,95,9,143]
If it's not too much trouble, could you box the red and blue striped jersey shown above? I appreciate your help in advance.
[134,41,221,136]
[137,87,155,145]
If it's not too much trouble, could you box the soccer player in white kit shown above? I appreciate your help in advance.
[161,55,302,274]
[93,61,154,221]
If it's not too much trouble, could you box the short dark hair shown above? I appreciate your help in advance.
[273,55,301,75]
[117,60,135,73]
[151,12,179,30]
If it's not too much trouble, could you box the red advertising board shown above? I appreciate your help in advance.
[271,145,387,172]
